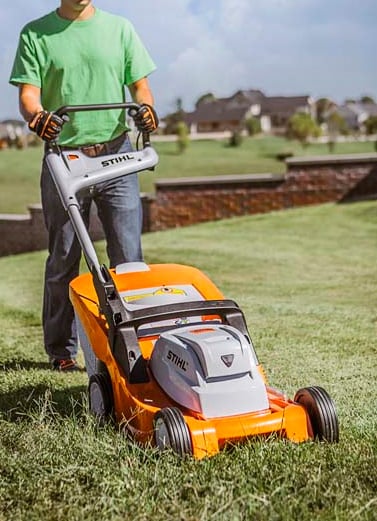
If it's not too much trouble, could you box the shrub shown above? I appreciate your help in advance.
[286,113,321,147]
[175,121,190,154]
[245,116,261,136]
[275,151,294,161]
[228,130,243,147]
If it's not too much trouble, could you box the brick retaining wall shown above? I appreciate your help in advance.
[151,153,377,230]
[285,154,377,204]
[151,174,285,230]
[0,153,376,256]
[0,195,153,257]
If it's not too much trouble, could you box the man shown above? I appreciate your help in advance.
[9,1,159,371]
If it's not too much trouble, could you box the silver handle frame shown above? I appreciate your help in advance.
[45,103,159,281]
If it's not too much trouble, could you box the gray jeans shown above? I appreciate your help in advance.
[40,135,143,361]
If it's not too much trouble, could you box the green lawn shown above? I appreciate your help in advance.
[0,201,376,520]
[0,136,375,213]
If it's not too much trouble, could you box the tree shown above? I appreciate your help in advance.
[175,121,190,154]
[360,95,375,104]
[327,111,348,136]
[195,92,216,108]
[286,112,321,147]
[228,130,243,147]
[315,98,334,124]
[245,116,261,136]
[175,97,184,115]
[164,98,191,153]
[365,116,377,135]
[327,111,349,152]
[164,97,186,134]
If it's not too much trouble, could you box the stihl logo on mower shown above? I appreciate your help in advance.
[101,154,135,167]
[167,350,188,372]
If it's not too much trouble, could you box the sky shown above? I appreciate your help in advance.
[0,0,376,120]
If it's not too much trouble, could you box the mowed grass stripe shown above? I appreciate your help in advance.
[0,200,376,520]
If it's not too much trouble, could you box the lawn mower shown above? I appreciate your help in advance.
[46,102,339,459]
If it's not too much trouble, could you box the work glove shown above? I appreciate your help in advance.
[28,110,67,142]
[134,104,159,133]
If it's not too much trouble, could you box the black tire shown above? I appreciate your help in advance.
[154,407,193,456]
[294,386,339,442]
[88,372,114,424]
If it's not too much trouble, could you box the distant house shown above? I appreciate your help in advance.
[184,89,315,135]
[0,119,27,148]
[331,102,377,132]
[259,95,315,133]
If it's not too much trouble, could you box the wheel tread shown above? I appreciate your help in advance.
[88,372,114,423]
[154,407,193,456]
[294,385,339,442]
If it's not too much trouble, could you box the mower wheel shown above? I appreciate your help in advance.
[154,407,193,456]
[88,372,114,424]
[294,386,339,442]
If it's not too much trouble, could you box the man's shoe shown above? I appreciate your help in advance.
[51,358,80,372]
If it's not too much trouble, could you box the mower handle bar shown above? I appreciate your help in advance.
[47,101,158,198]
[46,102,159,280]
[55,101,140,117]
[54,102,150,145]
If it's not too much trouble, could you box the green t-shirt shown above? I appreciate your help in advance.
[9,9,156,145]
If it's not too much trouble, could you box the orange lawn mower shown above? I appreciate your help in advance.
[46,103,339,459]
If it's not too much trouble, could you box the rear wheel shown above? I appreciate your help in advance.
[294,386,339,442]
[154,407,193,456]
[88,372,114,424]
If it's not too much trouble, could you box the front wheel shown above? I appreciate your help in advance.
[294,386,339,442]
[88,372,114,424]
[154,407,193,456]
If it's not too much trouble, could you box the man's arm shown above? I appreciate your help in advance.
[18,83,43,121]
[128,77,154,106]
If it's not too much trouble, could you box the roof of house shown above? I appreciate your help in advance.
[344,102,377,117]
[326,102,377,129]
[230,89,265,104]
[261,96,312,115]
[185,100,250,124]
[185,89,312,125]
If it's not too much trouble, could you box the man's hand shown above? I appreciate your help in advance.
[28,110,67,142]
[134,104,159,133]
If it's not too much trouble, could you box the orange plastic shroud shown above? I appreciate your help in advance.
[70,264,311,458]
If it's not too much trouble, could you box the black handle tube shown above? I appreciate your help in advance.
[55,102,141,117]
